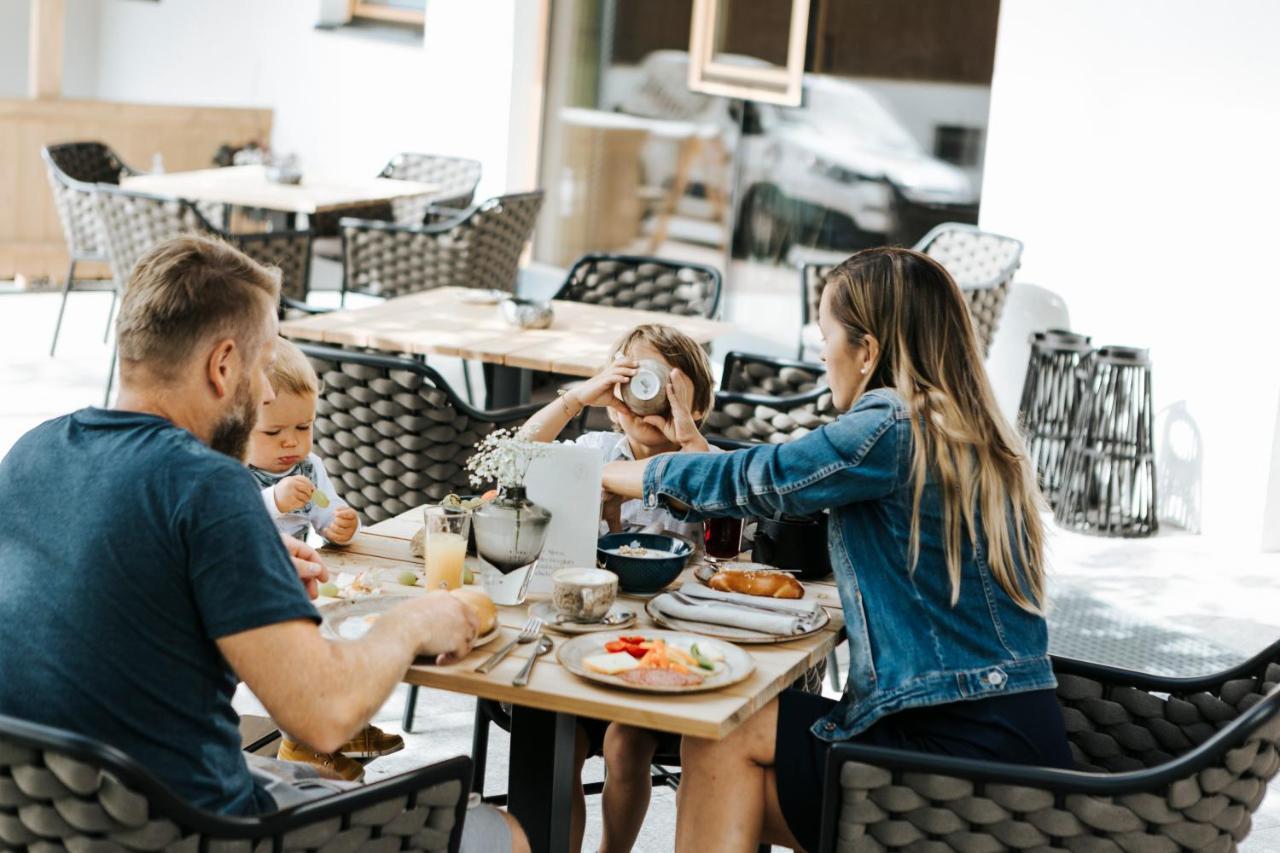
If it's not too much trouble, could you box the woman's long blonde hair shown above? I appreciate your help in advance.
[827,247,1046,611]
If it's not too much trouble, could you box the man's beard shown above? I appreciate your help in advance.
[209,378,258,462]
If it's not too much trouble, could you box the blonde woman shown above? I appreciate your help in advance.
[602,247,1071,853]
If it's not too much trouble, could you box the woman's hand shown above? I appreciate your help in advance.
[642,368,709,452]
[568,358,638,414]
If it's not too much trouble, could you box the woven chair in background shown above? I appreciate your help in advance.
[42,142,139,356]
[94,186,313,404]
[705,351,835,448]
[554,254,723,319]
[298,343,541,526]
[797,223,1023,360]
[339,191,544,302]
[819,642,1280,853]
[0,713,471,852]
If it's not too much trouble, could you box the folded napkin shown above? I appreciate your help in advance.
[676,582,823,619]
[650,583,824,636]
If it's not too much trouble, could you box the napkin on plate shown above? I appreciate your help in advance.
[676,582,824,619]
[650,582,824,635]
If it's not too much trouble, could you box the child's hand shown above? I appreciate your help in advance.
[274,475,315,513]
[323,506,359,544]
[643,368,708,451]
[569,358,638,414]
[601,489,625,534]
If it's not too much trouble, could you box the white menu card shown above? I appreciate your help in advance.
[523,442,603,593]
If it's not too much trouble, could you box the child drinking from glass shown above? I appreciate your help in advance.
[247,338,400,780]
[522,323,718,852]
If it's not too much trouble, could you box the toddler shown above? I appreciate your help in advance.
[247,339,400,781]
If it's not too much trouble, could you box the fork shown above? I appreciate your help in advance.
[474,617,543,673]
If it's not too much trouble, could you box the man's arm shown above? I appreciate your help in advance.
[217,592,478,753]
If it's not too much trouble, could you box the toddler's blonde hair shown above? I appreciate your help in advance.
[269,338,319,397]
[610,324,715,425]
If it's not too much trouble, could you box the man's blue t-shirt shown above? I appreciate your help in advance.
[0,409,320,815]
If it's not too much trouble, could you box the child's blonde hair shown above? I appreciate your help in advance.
[269,338,319,397]
[611,324,715,425]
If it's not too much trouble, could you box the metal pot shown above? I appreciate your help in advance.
[751,511,831,580]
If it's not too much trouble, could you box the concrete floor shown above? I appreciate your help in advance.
[5,280,1280,851]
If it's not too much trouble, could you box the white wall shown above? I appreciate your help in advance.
[84,0,538,198]
[0,0,31,98]
[981,0,1280,542]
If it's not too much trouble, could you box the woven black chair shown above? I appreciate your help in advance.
[339,191,544,302]
[818,643,1280,853]
[42,142,139,356]
[0,712,471,852]
[297,343,541,526]
[93,186,313,404]
[705,352,835,448]
[797,223,1023,360]
[554,254,723,319]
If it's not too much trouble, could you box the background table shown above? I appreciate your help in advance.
[320,507,844,853]
[281,286,735,407]
[122,164,437,216]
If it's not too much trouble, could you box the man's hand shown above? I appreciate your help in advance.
[405,592,480,665]
[274,475,315,513]
[323,506,359,545]
[642,368,709,451]
[281,534,328,599]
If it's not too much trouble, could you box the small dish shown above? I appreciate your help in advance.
[530,600,637,634]
[597,532,693,595]
[500,297,555,329]
[460,288,509,305]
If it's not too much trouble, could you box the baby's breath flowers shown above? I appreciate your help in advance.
[466,427,548,489]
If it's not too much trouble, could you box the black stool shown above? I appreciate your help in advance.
[1054,346,1158,537]
[1016,330,1093,506]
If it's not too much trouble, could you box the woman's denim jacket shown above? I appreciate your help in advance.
[642,388,1056,742]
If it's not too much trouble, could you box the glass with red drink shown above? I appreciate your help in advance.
[704,516,744,561]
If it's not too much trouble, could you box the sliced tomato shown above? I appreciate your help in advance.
[604,641,628,654]
[623,645,649,659]
[619,635,647,644]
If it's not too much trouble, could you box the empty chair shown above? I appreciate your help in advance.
[0,712,471,851]
[705,351,835,448]
[555,253,722,319]
[340,190,544,301]
[819,642,1280,853]
[42,142,139,356]
[298,343,541,524]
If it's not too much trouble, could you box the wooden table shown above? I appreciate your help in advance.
[121,164,437,216]
[280,286,735,407]
[321,508,844,853]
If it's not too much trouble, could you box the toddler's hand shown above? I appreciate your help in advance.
[323,506,359,545]
[642,368,708,451]
[274,475,315,513]
[570,358,638,414]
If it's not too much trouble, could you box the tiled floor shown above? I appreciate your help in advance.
[5,281,1280,851]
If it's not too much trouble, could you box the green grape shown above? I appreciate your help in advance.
[463,565,475,585]
[397,570,419,586]
[318,582,339,598]
[311,490,330,509]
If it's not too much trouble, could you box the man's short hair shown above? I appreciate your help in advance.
[268,337,319,397]
[115,235,281,381]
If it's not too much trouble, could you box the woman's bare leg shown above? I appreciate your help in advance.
[600,724,660,852]
[674,699,802,852]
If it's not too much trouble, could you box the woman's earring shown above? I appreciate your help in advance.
[860,364,870,375]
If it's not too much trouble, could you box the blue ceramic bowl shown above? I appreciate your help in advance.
[597,533,693,594]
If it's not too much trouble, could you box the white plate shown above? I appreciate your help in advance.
[459,288,508,305]
[557,630,754,694]
[529,600,637,634]
[644,596,830,645]
[321,597,501,647]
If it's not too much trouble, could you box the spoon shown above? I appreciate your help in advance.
[512,636,553,687]
[552,608,635,626]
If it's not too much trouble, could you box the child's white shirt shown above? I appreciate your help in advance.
[250,453,355,543]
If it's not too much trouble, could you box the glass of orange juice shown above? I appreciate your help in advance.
[423,505,471,590]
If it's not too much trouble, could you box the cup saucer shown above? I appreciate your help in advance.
[530,600,637,634]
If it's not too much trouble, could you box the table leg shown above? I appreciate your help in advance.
[483,362,533,409]
[508,705,577,853]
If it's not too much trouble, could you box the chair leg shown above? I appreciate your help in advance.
[402,685,419,733]
[50,259,77,357]
[103,342,118,407]
[470,699,491,796]
[462,360,476,407]
[827,650,841,693]
[103,289,119,344]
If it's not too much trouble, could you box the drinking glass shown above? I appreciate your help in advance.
[423,505,471,590]
[704,516,744,561]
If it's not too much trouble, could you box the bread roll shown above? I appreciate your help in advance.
[451,588,497,634]
[708,570,804,599]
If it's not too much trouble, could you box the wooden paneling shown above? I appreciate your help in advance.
[28,0,65,99]
[0,98,272,281]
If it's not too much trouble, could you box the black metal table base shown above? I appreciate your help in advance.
[508,705,578,853]
[484,362,533,410]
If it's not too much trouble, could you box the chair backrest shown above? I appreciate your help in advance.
[300,343,536,524]
[42,142,137,260]
[93,186,208,288]
[556,254,723,319]
[0,712,469,852]
[381,153,484,223]
[704,352,835,445]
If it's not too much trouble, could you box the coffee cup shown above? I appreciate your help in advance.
[551,568,618,622]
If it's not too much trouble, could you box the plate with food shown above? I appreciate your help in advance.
[694,561,806,597]
[557,630,754,693]
[320,587,503,648]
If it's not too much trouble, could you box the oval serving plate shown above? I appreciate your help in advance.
[557,630,754,694]
[321,597,501,647]
[643,597,830,645]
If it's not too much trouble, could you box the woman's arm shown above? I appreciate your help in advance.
[605,392,902,520]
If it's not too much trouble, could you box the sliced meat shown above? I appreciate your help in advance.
[621,668,705,688]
